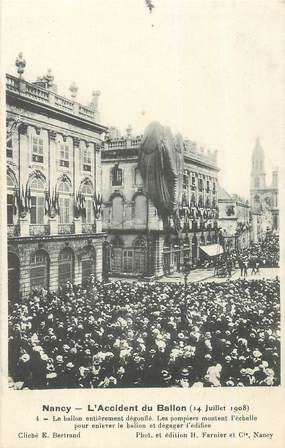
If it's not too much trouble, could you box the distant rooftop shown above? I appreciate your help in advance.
[218,185,232,201]
[104,125,218,167]
[218,186,249,204]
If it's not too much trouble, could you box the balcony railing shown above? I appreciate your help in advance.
[6,74,99,123]
[7,224,20,237]
[106,136,143,150]
[29,225,49,236]
[58,223,75,234]
[25,83,49,104]
[82,223,96,234]
[79,104,95,121]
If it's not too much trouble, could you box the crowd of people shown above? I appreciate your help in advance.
[9,275,280,389]
[213,233,279,278]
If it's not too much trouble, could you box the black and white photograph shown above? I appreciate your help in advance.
[2,0,282,396]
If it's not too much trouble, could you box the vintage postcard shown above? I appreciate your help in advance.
[0,0,284,447]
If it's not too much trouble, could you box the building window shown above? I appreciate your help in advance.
[81,247,95,283]
[59,198,71,223]
[58,248,74,285]
[134,238,146,274]
[32,136,44,163]
[59,143,69,168]
[123,250,133,273]
[7,175,15,225]
[30,178,45,225]
[110,237,123,273]
[30,250,49,290]
[198,195,203,208]
[191,175,196,190]
[112,165,123,186]
[213,181,216,194]
[31,196,45,224]
[134,194,147,225]
[135,167,143,186]
[183,173,189,190]
[206,180,210,192]
[58,181,72,224]
[112,195,124,225]
[81,183,93,224]
[83,198,93,223]
[226,206,235,216]
[7,194,14,225]
[82,146,91,172]
[198,178,203,192]
[7,138,13,158]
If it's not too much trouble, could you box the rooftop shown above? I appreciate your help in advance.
[104,125,218,168]
[218,185,233,201]
[6,53,103,126]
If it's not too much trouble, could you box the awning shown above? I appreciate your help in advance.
[200,244,224,257]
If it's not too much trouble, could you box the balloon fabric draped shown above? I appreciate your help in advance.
[138,122,184,226]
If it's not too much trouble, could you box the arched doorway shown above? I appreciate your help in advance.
[8,252,20,303]
[81,246,96,283]
[58,247,74,286]
[30,249,49,290]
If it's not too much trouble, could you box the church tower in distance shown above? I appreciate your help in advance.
[250,137,266,193]
[250,137,279,234]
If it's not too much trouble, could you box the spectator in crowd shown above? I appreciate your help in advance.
[8,275,280,389]
[214,233,279,278]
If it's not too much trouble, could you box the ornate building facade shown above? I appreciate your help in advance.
[218,187,251,251]
[6,55,107,301]
[101,127,220,278]
[250,138,279,242]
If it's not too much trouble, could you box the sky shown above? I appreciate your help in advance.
[2,0,285,198]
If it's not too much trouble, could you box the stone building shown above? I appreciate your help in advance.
[6,54,107,301]
[218,187,251,251]
[101,126,220,278]
[250,137,279,241]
